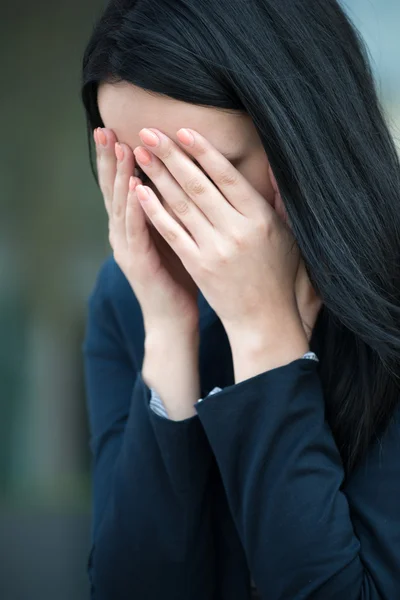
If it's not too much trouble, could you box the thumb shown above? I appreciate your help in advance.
[295,258,323,341]
[268,165,288,225]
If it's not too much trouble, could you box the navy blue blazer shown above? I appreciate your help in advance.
[82,255,400,599]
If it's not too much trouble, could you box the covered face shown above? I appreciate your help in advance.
[97,82,288,224]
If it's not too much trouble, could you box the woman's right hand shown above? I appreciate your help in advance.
[94,127,200,335]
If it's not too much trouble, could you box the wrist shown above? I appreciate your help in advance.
[226,315,309,384]
[144,325,200,353]
[143,329,201,421]
[144,317,199,341]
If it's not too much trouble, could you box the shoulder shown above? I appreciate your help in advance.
[87,255,143,326]
[87,254,132,310]
[83,255,144,362]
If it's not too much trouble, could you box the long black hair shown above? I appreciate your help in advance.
[81,0,400,474]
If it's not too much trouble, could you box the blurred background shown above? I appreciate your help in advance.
[0,0,399,598]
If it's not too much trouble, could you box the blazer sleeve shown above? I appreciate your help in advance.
[82,260,216,600]
[195,357,400,599]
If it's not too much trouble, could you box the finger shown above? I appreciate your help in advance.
[135,184,199,265]
[173,128,268,219]
[126,176,152,253]
[137,128,242,233]
[295,258,322,333]
[268,164,279,194]
[112,142,134,243]
[133,146,214,246]
[268,165,292,230]
[96,128,118,218]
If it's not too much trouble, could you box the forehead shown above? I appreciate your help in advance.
[97,81,251,156]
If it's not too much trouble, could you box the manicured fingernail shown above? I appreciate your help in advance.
[177,128,194,146]
[97,128,107,147]
[134,147,152,165]
[115,143,124,162]
[139,128,160,147]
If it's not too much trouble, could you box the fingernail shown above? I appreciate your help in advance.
[177,128,194,146]
[134,147,152,165]
[93,128,99,145]
[115,143,124,162]
[97,128,107,147]
[139,128,160,147]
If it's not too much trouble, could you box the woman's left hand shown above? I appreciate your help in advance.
[134,127,321,347]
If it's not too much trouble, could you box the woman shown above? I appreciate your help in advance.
[81,0,400,598]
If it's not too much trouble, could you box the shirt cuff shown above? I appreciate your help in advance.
[149,386,222,419]
[148,352,319,419]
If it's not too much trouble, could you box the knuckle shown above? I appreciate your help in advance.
[164,228,178,244]
[215,244,231,265]
[230,230,247,249]
[194,145,207,160]
[113,200,123,218]
[161,145,174,161]
[173,200,190,216]
[217,168,239,188]
[184,176,207,196]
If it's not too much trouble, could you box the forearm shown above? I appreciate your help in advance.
[91,371,215,599]
[142,328,201,420]
[195,359,367,599]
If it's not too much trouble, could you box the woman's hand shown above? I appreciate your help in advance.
[94,127,199,335]
[132,127,321,345]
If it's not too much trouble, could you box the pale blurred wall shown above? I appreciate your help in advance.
[0,1,398,599]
